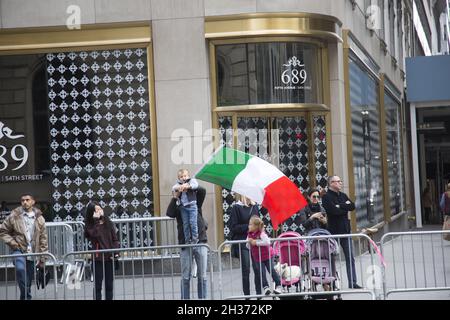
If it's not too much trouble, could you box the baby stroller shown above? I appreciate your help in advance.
[272,231,306,296]
[305,228,341,300]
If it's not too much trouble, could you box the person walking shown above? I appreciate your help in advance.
[322,176,362,289]
[0,194,48,300]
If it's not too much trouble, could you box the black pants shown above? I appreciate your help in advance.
[238,245,251,296]
[339,237,358,287]
[94,260,114,300]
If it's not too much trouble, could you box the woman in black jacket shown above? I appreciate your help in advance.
[85,202,120,300]
[296,189,328,235]
[228,194,259,297]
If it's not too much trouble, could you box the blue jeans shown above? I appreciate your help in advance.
[12,250,34,300]
[180,246,208,299]
[180,205,198,243]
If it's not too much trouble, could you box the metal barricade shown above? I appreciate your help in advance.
[112,217,178,258]
[60,243,213,300]
[62,221,88,252]
[217,233,381,300]
[45,222,76,265]
[56,217,178,254]
[0,252,58,300]
[0,222,74,268]
[380,229,450,299]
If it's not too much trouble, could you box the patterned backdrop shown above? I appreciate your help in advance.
[46,48,154,245]
[219,115,328,237]
[313,115,328,190]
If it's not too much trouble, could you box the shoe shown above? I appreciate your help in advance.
[273,286,282,294]
[264,286,271,295]
[350,284,362,289]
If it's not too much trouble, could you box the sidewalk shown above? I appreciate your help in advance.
[1,226,449,300]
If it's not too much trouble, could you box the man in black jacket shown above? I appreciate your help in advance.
[167,185,208,299]
[322,175,362,289]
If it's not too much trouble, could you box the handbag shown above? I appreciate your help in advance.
[36,265,51,290]
[443,216,450,241]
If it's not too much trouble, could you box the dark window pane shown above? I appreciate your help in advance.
[349,56,384,228]
[216,42,321,106]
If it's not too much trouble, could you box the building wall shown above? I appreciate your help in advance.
[0,0,417,246]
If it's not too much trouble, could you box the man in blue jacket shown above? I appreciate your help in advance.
[322,176,362,289]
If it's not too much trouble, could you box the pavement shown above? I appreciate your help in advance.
[1,225,449,300]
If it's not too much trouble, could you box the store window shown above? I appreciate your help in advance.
[384,90,405,216]
[219,113,329,237]
[216,42,321,106]
[0,48,155,239]
[349,56,384,228]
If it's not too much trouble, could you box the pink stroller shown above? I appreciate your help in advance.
[273,231,306,294]
[306,228,341,299]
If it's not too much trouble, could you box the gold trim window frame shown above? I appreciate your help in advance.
[210,37,329,111]
[343,29,407,233]
[0,24,160,220]
[206,14,341,243]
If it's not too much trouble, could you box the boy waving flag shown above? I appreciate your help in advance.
[195,147,307,230]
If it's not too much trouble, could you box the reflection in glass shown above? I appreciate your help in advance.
[216,42,320,106]
[349,57,384,228]
[385,91,405,216]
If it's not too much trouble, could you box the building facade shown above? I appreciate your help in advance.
[0,0,448,247]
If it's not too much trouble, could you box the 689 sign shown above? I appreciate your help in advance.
[0,121,40,183]
[275,56,311,91]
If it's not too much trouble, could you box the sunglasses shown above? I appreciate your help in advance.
[312,195,320,199]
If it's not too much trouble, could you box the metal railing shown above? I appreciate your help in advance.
[380,229,450,299]
[1,222,75,266]
[111,216,178,250]
[0,252,58,300]
[217,233,380,300]
[0,244,213,300]
[59,243,213,300]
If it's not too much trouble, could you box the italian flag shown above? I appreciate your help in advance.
[195,147,307,230]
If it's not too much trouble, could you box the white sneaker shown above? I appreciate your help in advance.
[273,286,282,294]
[264,286,271,295]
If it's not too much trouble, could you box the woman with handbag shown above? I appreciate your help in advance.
[228,194,259,298]
[84,202,120,300]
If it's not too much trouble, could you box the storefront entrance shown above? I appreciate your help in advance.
[417,106,450,224]
[218,112,330,236]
